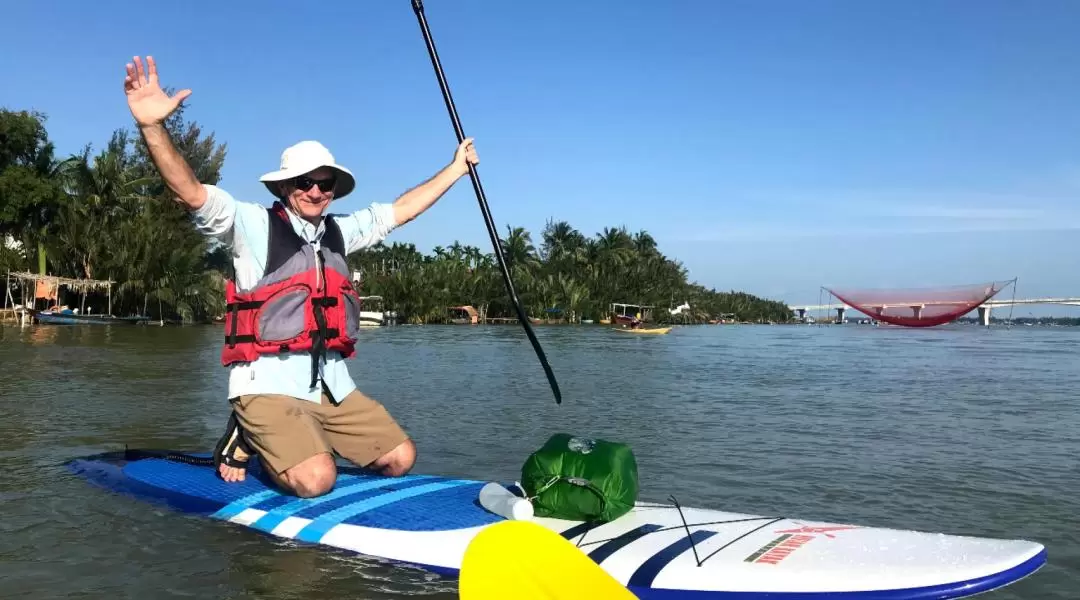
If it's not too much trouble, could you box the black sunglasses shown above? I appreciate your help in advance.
[293,175,336,193]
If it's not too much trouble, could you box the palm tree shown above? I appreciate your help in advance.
[499,225,540,273]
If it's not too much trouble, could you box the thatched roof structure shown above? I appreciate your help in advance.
[7,271,114,292]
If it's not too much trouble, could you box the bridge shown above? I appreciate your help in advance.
[791,298,1080,326]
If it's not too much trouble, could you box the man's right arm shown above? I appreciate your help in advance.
[123,55,206,211]
[139,123,208,210]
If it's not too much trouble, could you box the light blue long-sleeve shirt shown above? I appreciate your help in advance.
[192,184,397,404]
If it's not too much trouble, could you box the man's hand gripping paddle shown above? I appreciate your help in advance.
[410,0,562,405]
[460,520,639,599]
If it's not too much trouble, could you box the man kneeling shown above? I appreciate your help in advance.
[123,54,478,497]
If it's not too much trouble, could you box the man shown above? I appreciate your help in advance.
[124,55,478,498]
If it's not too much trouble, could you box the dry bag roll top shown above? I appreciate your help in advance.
[520,433,638,523]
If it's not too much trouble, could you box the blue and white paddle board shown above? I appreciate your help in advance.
[68,449,1045,599]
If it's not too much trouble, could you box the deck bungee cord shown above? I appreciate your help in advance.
[563,495,787,569]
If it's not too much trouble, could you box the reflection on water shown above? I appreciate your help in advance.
[0,322,1077,598]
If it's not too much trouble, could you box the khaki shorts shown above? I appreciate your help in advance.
[230,389,409,476]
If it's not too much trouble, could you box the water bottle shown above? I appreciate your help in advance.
[478,482,534,520]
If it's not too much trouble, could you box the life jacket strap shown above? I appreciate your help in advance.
[226,334,257,344]
[222,329,339,349]
[225,300,264,311]
[309,296,333,388]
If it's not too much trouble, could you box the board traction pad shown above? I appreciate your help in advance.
[123,457,503,532]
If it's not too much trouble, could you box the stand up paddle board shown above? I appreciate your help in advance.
[68,449,1045,599]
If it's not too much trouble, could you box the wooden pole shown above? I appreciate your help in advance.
[108,282,112,316]
[20,279,27,326]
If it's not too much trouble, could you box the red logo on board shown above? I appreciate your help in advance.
[773,525,857,539]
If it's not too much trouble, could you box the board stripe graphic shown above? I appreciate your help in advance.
[293,480,473,543]
[246,473,370,513]
[248,472,388,511]
[207,472,402,520]
[628,530,718,588]
[212,489,283,521]
[587,524,664,564]
[250,475,438,533]
[559,522,597,543]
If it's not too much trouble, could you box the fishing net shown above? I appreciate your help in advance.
[824,280,1015,327]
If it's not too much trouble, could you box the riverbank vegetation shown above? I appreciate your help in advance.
[1,107,229,322]
[0,107,791,324]
[346,229,792,324]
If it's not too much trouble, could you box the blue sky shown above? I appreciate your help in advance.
[2,0,1078,313]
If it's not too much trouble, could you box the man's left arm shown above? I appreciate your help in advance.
[391,137,478,227]
[339,138,479,254]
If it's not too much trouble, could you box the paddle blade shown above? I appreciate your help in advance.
[460,521,638,600]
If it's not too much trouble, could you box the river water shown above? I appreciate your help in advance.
[0,322,1075,599]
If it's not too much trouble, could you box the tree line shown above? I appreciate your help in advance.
[0,106,792,324]
[346,228,792,324]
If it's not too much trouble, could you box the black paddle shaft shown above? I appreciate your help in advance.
[410,0,562,405]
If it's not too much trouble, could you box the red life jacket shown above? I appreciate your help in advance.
[221,202,362,386]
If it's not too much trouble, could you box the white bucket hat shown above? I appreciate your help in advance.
[259,140,356,200]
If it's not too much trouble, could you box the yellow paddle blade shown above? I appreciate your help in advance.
[459,520,639,600]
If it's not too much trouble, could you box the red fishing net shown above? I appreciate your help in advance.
[824,280,1015,327]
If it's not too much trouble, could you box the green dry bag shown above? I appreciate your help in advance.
[520,433,638,523]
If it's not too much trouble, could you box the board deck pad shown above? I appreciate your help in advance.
[68,450,1046,599]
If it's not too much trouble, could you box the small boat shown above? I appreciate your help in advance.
[609,302,669,333]
[34,309,149,325]
[614,326,671,335]
[357,295,390,327]
[447,305,480,325]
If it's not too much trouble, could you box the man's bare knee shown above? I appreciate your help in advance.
[373,439,416,477]
[283,453,337,497]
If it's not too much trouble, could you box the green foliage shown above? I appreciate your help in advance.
[0,240,27,274]
[0,109,71,274]
[0,106,227,322]
[347,217,791,324]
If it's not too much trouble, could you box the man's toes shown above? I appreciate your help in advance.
[219,464,246,482]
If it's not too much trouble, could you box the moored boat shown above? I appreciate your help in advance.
[357,295,391,327]
[34,309,149,325]
[614,326,671,335]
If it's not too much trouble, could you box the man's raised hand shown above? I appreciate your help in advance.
[124,56,191,128]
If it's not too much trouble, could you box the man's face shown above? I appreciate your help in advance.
[280,167,337,221]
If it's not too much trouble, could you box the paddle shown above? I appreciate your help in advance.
[409,0,562,405]
[459,520,639,599]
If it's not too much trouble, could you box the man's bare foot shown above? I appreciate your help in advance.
[213,411,254,483]
[218,446,248,482]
